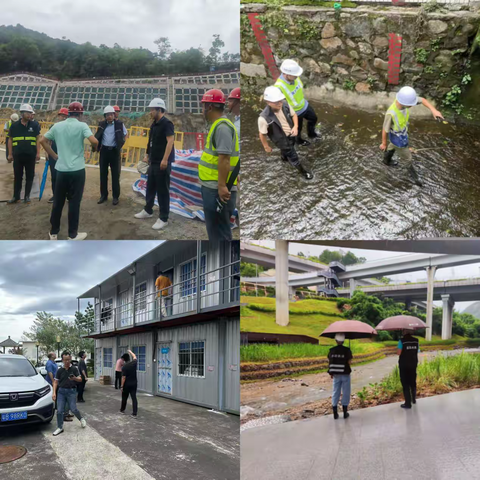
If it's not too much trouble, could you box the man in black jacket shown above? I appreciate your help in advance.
[134,98,175,230]
[120,350,138,418]
[95,105,127,205]
[397,329,420,409]
[328,333,353,419]
[258,86,313,180]
[76,351,88,403]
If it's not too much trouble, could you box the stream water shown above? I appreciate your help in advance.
[240,101,480,240]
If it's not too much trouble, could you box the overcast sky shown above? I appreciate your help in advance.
[0,241,159,342]
[1,0,239,53]
[251,241,480,311]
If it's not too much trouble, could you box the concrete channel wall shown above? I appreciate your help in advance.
[241,4,480,107]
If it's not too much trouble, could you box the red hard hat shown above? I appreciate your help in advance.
[113,105,120,112]
[58,108,69,116]
[68,102,84,113]
[201,89,225,104]
[228,88,240,100]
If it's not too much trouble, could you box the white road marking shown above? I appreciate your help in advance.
[42,420,154,480]
[174,429,237,458]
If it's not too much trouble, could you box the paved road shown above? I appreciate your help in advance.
[241,389,480,480]
[0,381,240,479]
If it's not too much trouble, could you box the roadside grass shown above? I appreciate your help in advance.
[241,0,358,7]
[357,352,480,405]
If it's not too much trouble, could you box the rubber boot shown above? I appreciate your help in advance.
[297,163,314,180]
[408,165,423,187]
[297,138,311,147]
[333,406,339,420]
[383,149,398,166]
[343,405,349,419]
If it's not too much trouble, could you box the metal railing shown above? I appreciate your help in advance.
[0,119,184,167]
[90,260,240,335]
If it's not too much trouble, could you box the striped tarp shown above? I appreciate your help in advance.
[132,149,238,228]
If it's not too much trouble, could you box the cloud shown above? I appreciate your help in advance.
[1,0,239,53]
[0,241,159,341]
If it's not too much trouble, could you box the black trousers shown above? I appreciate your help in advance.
[115,371,122,389]
[5,139,9,160]
[77,379,86,401]
[280,137,300,167]
[297,104,318,140]
[100,147,121,200]
[201,185,237,242]
[399,365,417,407]
[145,163,171,222]
[121,385,138,415]
[13,154,36,200]
[50,169,86,238]
[49,158,57,194]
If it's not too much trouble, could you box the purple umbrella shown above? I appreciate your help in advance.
[376,315,428,332]
[320,320,377,340]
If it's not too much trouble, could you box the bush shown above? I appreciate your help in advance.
[377,331,393,342]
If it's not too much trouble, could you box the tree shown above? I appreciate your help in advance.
[207,34,225,67]
[342,251,366,266]
[297,252,305,257]
[154,37,172,60]
[240,262,264,278]
[319,250,343,264]
[74,303,95,355]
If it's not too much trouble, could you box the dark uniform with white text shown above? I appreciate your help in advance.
[398,333,419,408]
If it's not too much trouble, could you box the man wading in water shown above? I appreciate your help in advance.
[380,86,443,187]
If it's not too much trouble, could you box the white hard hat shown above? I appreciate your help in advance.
[335,333,346,342]
[280,59,303,77]
[19,104,34,113]
[148,98,166,110]
[396,86,418,107]
[103,105,115,114]
[263,86,285,103]
[10,113,19,121]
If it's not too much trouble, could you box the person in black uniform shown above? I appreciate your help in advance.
[397,329,420,409]
[328,333,353,419]
[120,349,138,418]
[6,104,41,204]
[77,351,88,403]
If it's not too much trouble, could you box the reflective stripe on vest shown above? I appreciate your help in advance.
[387,102,409,148]
[274,77,305,112]
[199,118,239,186]
[11,136,37,145]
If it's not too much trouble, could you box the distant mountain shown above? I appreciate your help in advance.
[463,302,480,319]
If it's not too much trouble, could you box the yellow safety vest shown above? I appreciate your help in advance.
[11,136,37,147]
[4,120,11,134]
[199,118,239,186]
[386,102,410,148]
[274,76,306,113]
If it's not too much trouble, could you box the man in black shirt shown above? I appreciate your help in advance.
[134,98,175,231]
[77,351,88,403]
[52,351,87,436]
[120,350,138,418]
[6,104,41,204]
[398,330,420,409]
[328,333,353,419]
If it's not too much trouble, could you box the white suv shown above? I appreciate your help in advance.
[0,354,54,426]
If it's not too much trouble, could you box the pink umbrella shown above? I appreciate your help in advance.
[376,315,428,331]
[320,320,377,340]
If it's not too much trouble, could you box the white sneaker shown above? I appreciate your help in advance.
[80,418,87,428]
[53,428,64,436]
[49,232,58,240]
[68,232,88,240]
[152,219,168,230]
[134,209,153,219]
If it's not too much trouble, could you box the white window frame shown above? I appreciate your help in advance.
[103,347,113,368]
[177,340,206,379]
[132,345,146,372]
[135,282,147,311]
[179,254,207,298]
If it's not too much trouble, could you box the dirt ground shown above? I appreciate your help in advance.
[0,152,239,240]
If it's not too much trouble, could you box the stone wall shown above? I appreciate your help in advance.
[241,4,480,109]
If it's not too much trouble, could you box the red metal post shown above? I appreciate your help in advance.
[388,33,403,85]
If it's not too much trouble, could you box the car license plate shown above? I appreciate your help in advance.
[1,411,28,422]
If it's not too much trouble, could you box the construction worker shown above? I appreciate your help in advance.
[275,59,319,146]
[381,86,444,187]
[228,87,240,137]
[7,104,41,204]
[40,102,98,240]
[199,89,239,241]
[134,98,175,230]
[4,113,19,161]
[95,105,127,205]
[258,86,313,180]
[45,108,69,203]
[328,333,353,420]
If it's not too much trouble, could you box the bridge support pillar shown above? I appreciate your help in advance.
[349,278,356,297]
[425,266,437,341]
[275,240,289,327]
[441,294,455,340]
[405,297,412,310]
